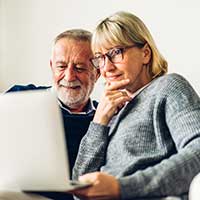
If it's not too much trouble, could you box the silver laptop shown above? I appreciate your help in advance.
[0,90,90,192]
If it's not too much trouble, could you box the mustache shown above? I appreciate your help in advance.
[59,80,81,87]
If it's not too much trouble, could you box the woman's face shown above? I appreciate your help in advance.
[96,43,152,93]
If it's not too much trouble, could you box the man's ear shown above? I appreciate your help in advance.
[50,60,53,71]
[95,68,101,82]
[142,43,151,64]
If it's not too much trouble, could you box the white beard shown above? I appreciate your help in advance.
[55,77,95,109]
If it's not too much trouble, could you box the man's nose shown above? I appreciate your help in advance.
[64,65,76,81]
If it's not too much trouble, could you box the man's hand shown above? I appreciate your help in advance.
[71,172,121,200]
[93,79,132,125]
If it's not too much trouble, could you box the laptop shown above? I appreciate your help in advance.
[0,90,91,192]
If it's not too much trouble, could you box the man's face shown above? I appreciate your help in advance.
[50,38,98,110]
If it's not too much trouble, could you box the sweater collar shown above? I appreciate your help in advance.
[58,99,96,115]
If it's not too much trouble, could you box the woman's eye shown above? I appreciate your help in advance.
[113,48,122,55]
[109,48,122,57]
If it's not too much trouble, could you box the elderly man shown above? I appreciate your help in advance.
[5,29,99,200]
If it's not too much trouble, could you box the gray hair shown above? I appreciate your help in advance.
[54,29,92,44]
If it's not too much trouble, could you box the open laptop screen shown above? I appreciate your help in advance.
[0,90,90,192]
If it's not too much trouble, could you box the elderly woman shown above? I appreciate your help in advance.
[72,11,200,200]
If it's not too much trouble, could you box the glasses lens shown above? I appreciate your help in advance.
[108,48,123,63]
[92,55,105,68]
[91,58,100,68]
[91,48,124,68]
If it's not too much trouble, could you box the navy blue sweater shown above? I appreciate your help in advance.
[7,84,97,200]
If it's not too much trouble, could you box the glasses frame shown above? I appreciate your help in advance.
[90,44,138,69]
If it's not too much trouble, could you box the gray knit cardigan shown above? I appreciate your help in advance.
[73,73,200,200]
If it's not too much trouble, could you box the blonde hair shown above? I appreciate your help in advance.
[92,11,168,78]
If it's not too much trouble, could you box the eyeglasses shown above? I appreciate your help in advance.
[90,44,138,69]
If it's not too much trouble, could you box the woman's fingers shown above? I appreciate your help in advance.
[105,79,130,91]
[93,89,132,125]
[71,172,120,200]
[93,79,132,125]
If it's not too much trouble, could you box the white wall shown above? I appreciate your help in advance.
[0,0,5,88]
[1,0,200,99]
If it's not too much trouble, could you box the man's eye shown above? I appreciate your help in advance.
[56,66,66,70]
[74,65,87,72]
[95,54,104,59]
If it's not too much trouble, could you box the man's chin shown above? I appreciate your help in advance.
[58,93,86,107]
[62,99,86,109]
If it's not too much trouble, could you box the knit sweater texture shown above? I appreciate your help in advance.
[73,73,200,200]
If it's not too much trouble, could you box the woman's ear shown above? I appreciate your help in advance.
[142,43,151,64]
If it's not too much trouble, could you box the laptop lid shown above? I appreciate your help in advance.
[0,90,90,192]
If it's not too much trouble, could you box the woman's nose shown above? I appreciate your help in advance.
[103,56,116,72]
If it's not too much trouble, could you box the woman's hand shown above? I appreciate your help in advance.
[71,172,120,200]
[93,79,132,125]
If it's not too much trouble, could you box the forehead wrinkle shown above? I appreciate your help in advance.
[53,52,67,64]
[53,44,91,65]
[55,60,66,65]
